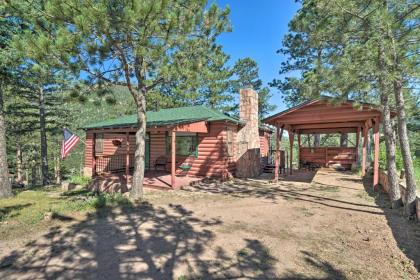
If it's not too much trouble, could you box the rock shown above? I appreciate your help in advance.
[44,212,53,221]
[61,181,77,191]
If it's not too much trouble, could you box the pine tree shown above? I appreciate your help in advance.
[9,0,231,199]
[232,57,276,119]
[0,12,22,198]
[275,0,419,215]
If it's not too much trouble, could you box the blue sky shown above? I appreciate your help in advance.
[215,0,300,112]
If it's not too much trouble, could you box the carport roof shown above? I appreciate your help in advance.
[262,98,394,133]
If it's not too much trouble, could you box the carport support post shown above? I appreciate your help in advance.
[373,119,380,189]
[274,126,284,182]
[297,133,301,169]
[356,127,360,164]
[362,125,368,177]
[171,130,176,188]
[289,131,294,175]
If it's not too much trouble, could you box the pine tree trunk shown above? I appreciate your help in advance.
[39,87,49,186]
[314,134,320,147]
[378,40,401,208]
[16,143,23,182]
[0,83,12,198]
[381,93,401,208]
[394,78,417,216]
[54,154,61,185]
[130,91,146,199]
[31,164,38,186]
[340,133,348,147]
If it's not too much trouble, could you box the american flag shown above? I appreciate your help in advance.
[61,128,80,159]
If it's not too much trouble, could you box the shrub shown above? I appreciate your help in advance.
[69,175,91,187]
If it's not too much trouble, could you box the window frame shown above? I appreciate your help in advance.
[95,133,104,154]
[166,132,199,158]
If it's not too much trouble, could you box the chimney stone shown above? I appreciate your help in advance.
[236,88,261,177]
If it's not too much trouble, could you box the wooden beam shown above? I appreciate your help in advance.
[373,118,380,189]
[298,127,358,134]
[277,107,381,120]
[173,121,208,133]
[171,130,176,188]
[292,122,364,130]
[289,131,294,175]
[274,126,284,182]
[362,124,368,177]
[275,113,382,125]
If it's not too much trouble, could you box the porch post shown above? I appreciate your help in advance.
[274,125,284,182]
[171,130,176,188]
[125,132,130,183]
[362,124,368,177]
[92,133,96,176]
[373,118,380,188]
[297,133,301,169]
[289,131,294,175]
[356,126,360,164]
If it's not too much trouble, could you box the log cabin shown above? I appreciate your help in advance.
[83,89,273,189]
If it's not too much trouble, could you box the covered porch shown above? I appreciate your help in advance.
[89,119,209,189]
[263,99,393,188]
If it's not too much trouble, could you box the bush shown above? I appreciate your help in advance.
[69,175,91,187]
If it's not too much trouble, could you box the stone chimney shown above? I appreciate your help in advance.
[235,89,261,177]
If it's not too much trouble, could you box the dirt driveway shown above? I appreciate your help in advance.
[0,168,419,279]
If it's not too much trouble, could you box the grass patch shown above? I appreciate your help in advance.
[68,175,91,187]
[0,187,131,240]
[296,206,315,217]
[355,190,375,202]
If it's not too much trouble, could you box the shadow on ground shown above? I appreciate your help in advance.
[186,175,383,215]
[362,175,420,272]
[0,197,350,279]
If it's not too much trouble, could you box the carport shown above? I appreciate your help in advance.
[263,98,391,187]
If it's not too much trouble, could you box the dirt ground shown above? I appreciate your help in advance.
[0,168,419,279]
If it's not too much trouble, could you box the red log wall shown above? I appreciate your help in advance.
[84,122,246,178]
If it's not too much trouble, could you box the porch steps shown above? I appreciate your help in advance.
[263,164,275,173]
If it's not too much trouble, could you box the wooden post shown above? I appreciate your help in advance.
[274,126,284,182]
[171,130,176,188]
[325,147,328,167]
[373,118,380,188]
[92,133,96,176]
[125,132,130,183]
[297,133,301,169]
[356,127,360,164]
[289,131,294,175]
[362,124,368,177]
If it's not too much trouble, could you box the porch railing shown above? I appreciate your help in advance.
[95,154,135,173]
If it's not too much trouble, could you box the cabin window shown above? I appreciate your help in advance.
[95,133,104,154]
[166,133,198,157]
[226,127,234,157]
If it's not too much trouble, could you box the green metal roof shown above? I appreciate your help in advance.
[83,105,244,129]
